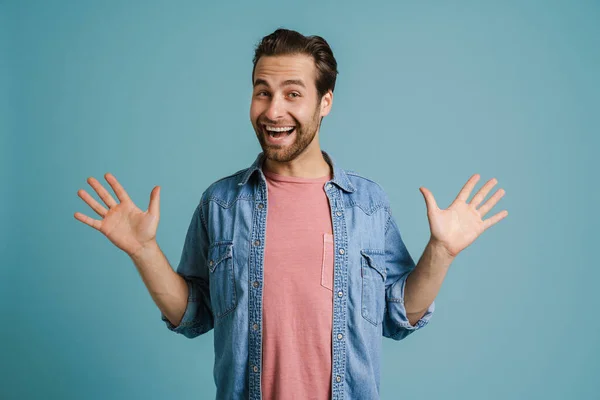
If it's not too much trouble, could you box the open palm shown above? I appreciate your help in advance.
[74,173,161,257]
[420,174,508,258]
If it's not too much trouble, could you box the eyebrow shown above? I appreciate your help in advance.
[253,78,306,89]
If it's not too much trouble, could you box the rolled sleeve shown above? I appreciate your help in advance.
[161,276,213,337]
[161,202,214,338]
[382,207,435,341]
[386,277,435,340]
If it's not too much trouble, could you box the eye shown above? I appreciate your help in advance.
[256,91,269,97]
[288,92,300,98]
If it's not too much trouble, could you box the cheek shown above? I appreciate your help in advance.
[294,109,315,125]
[249,103,261,122]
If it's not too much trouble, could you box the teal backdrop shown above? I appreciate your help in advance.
[2,1,599,399]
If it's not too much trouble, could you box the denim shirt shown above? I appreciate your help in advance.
[161,150,435,399]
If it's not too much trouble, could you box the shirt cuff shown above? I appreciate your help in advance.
[161,278,200,333]
[387,276,435,339]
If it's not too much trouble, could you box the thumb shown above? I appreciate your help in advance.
[419,186,438,212]
[148,186,160,217]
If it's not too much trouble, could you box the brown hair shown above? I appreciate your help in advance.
[252,28,339,101]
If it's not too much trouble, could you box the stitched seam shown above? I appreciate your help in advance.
[384,207,392,234]
[347,201,387,216]
[198,203,209,235]
[387,297,404,304]
[203,196,253,209]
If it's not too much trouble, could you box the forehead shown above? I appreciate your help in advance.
[253,54,316,89]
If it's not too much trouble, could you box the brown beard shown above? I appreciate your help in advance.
[254,101,321,163]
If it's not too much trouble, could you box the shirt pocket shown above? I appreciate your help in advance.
[360,249,387,326]
[207,241,237,318]
[321,233,334,291]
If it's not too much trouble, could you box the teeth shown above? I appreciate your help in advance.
[269,131,292,138]
[265,125,294,132]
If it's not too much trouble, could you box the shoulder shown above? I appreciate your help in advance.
[342,168,391,213]
[199,167,253,208]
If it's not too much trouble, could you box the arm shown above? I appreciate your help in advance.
[132,202,214,338]
[129,241,189,328]
[383,174,508,339]
[74,173,213,338]
[406,174,508,324]
[404,240,454,326]
[157,203,214,338]
[381,210,436,341]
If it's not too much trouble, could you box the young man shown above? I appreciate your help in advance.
[74,29,507,400]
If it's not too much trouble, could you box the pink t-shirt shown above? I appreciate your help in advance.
[261,166,335,400]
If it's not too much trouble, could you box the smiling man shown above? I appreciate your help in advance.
[75,28,508,400]
[251,52,330,170]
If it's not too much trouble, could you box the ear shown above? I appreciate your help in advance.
[319,90,333,118]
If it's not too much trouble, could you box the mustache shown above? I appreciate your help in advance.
[259,119,297,126]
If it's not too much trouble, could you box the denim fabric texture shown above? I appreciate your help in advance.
[162,150,435,399]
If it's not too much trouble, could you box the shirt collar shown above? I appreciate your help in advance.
[237,150,356,193]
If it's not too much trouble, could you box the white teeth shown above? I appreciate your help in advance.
[265,125,294,132]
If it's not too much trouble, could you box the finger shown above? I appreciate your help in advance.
[77,189,108,217]
[74,211,103,231]
[478,188,506,217]
[483,210,508,231]
[148,186,160,217]
[105,173,132,204]
[454,174,481,204]
[470,178,498,208]
[419,187,439,212]
[87,176,118,208]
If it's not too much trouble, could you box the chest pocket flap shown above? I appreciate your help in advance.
[207,241,237,318]
[360,249,387,326]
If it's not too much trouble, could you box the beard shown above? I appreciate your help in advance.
[253,102,321,163]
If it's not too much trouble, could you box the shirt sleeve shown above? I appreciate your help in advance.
[382,207,435,341]
[161,201,214,338]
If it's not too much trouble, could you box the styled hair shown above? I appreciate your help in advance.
[252,28,339,101]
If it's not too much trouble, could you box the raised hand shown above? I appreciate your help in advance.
[419,174,508,258]
[74,173,161,258]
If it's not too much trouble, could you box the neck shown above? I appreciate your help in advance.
[263,141,331,179]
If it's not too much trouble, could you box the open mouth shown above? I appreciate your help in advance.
[263,124,296,139]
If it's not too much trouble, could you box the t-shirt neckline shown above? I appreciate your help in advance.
[262,166,332,184]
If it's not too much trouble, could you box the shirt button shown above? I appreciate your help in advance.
[337,333,343,340]
[336,211,342,216]
[336,375,341,382]
[208,260,214,267]
[339,248,345,255]
[337,291,343,297]
[258,203,264,209]
[253,281,260,288]
[254,240,261,246]
[253,366,259,373]
[325,183,331,190]
[253,323,259,330]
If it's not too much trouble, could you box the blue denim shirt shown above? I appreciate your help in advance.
[162,150,435,399]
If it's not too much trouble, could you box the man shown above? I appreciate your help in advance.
[74,28,507,399]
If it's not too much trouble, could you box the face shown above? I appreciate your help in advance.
[250,54,332,163]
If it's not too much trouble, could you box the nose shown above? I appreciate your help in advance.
[264,94,285,121]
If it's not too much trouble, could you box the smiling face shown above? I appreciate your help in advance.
[250,54,332,163]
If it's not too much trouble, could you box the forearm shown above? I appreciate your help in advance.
[130,241,189,327]
[404,239,454,325]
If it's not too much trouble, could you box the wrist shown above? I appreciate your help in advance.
[130,240,160,264]
[427,238,457,262]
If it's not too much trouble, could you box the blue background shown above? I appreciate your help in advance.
[2,1,599,399]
